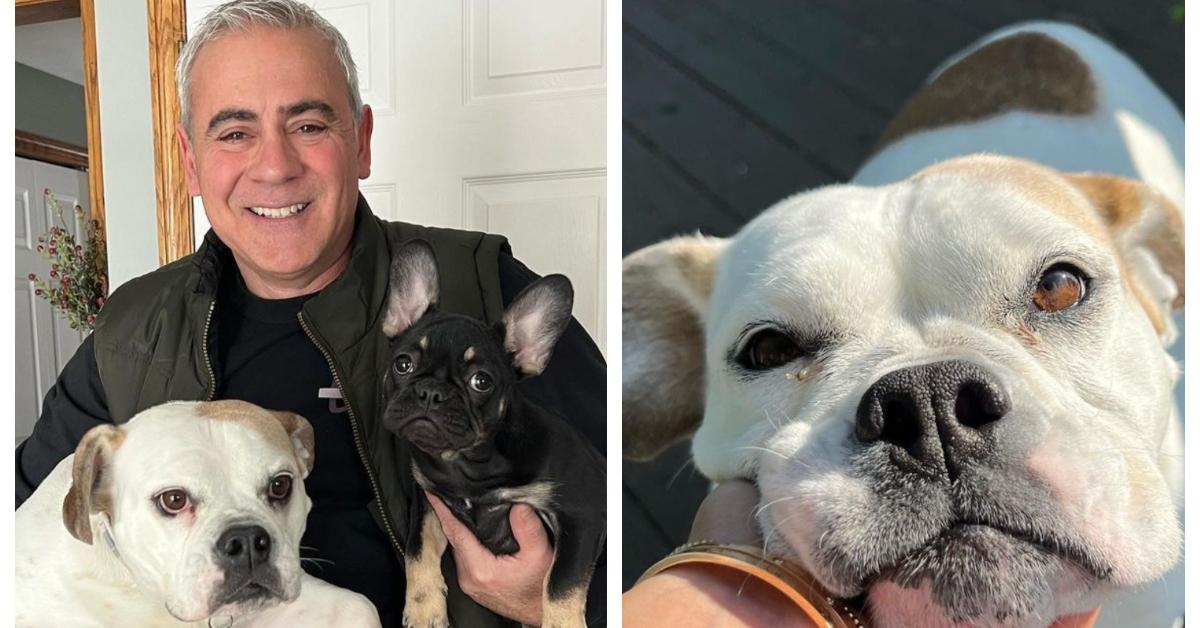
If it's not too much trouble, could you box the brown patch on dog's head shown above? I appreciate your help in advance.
[1068,173,1184,333]
[623,235,726,460]
[916,155,1112,241]
[196,400,316,477]
[915,157,1183,340]
[63,424,126,544]
[877,32,1097,151]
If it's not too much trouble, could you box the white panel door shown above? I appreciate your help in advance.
[186,1,607,352]
[14,157,89,444]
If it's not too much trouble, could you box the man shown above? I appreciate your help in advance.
[14,1,606,626]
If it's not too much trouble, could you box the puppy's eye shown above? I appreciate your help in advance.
[736,329,806,370]
[470,372,494,393]
[1033,264,1088,313]
[267,474,293,502]
[155,489,191,516]
[393,355,414,375]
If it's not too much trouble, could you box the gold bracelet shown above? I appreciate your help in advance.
[636,541,860,628]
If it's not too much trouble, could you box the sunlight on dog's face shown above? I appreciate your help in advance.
[624,156,1183,628]
[104,403,313,622]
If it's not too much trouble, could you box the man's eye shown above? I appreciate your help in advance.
[296,124,326,134]
[218,131,248,142]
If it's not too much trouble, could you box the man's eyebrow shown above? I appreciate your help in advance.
[282,100,337,120]
[204,101,336,135]
[206,108,257,135]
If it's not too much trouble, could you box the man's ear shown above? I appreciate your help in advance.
[383,239,439,338]
[1068,174,1184,342]
[356,104,374,180]
[175,123,201,196]
[502,275,574,377]
[268,411,316,478]
[62,424,125,545]
[622,235,726,461]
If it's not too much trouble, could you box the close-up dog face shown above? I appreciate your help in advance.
[381,240,574,457]
[624,155,1183,627]
[63,401,316,622]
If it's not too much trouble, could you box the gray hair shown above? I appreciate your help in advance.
[176,0,362,137]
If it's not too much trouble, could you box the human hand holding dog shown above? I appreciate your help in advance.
[427,492,551,626]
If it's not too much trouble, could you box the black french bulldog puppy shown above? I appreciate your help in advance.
[381,240,605,628]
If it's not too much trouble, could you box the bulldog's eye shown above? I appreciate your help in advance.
[155,489,191,516]
[393,354,414,375]
[267,474,293,502]
[470,372,494,393]
[736,329,806,370]
[1033,264,1088,313]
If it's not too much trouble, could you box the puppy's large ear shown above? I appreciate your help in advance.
[270,411,316,478]
[383,239,440,338]
[623,235,726,460]
[502,275,574,377]
[63,424,125,545]
[1068,174,1183,341]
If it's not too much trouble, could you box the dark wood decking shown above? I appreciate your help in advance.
[621,0,1183,588]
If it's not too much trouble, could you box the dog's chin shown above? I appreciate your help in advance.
[858,526,1098,628]
[395,412,480,455]
[203,572,293,622]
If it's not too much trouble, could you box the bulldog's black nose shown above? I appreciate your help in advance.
[855,360,1010,478]
[216,525,272,571]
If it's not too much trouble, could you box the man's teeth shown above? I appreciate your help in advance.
[248,203,306,218]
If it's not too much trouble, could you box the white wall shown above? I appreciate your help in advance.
[94,0,160,290]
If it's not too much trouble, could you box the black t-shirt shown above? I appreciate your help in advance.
[215,270,405,622]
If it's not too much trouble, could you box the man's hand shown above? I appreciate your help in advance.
[426,492,551,626]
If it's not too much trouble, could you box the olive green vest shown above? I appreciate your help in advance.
[93,196,517,626]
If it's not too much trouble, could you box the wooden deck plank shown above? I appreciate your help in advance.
[622,129,743,253]
[704,0,930,113]
[623,28,835,218]
[627,0,887,178]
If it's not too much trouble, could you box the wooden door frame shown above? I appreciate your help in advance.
[15,0,106,243]
[146,0,192,264]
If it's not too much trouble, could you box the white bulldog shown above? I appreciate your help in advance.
[624,22,1183,628]
[15,400,381,627]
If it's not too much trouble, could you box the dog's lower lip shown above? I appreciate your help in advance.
[861,522,1109,587]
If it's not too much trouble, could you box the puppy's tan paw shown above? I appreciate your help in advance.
[402,588,449,628]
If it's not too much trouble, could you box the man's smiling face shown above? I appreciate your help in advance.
[178,25,372,297]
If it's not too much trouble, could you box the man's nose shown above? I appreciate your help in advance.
[247,128,303,184]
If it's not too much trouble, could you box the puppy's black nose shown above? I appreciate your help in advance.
[855,360,1010,479]
[215,525,272,571]
[415,381,446,407]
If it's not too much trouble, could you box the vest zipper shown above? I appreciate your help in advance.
[297,312,405,560]
[201,300,217,401]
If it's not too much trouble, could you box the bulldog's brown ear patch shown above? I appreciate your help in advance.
[270,410,316,478]
[63,424,125,545]
[623,235,725,460]
[877,32,1096,151]
[1069,173,1184,334]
